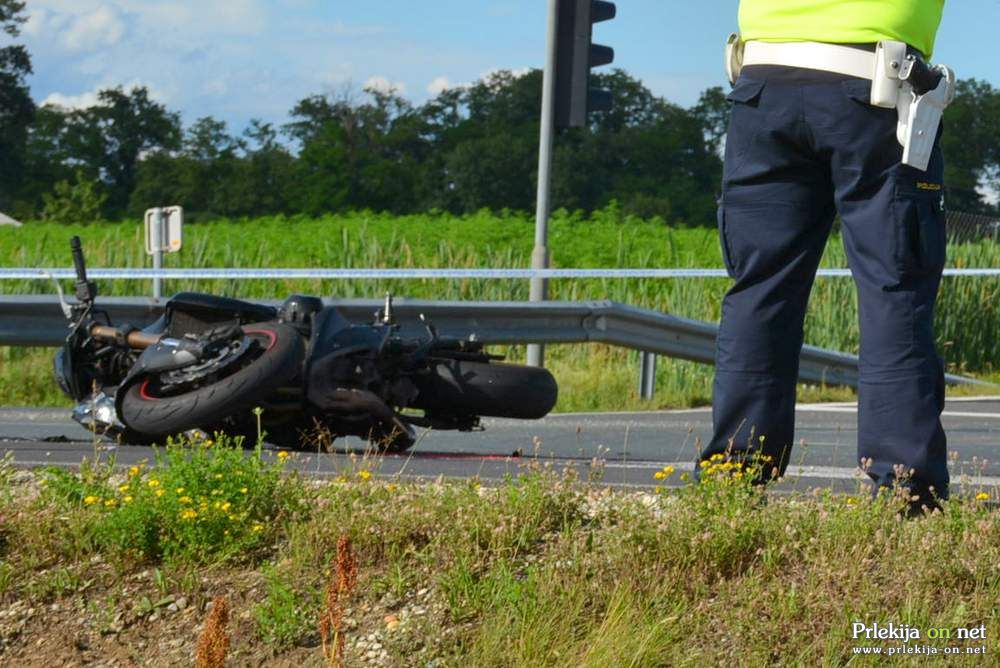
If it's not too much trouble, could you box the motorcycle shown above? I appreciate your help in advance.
[53,236,558,451]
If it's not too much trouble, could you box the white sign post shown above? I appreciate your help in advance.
[144,206,183,299]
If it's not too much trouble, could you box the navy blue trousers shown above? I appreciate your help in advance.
[699,66,949,499]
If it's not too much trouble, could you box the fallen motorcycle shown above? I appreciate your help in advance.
[53,237,558,451]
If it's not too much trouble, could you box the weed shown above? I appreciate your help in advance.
[38,432,308,565]
[320,535,359,668]
[253,562,318,648]
[194,595,230,668]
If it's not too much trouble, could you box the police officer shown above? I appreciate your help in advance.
[698,1,952,512]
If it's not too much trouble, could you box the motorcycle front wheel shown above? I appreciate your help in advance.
[118,322,304,441]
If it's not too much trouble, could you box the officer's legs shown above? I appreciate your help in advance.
[820,80,949,502]
[699,74,836,480]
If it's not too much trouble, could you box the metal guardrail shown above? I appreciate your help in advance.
[2,267,1000,280]
[0,295,984,389]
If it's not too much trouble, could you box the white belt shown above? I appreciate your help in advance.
[724,36,957,172]
[742,40,876,80]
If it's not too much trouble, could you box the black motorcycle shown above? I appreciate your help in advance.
[53,237,558,451]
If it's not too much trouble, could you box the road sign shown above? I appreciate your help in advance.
[144,206,183,255]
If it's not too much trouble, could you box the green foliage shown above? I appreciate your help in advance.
[40,170,107,224]
[39,433,307,564]
[253,563,320,648]
[0,0,34,213]
[2,213,997,375]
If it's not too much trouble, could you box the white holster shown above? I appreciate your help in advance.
[895,64,956,171]
[725,36,957,171]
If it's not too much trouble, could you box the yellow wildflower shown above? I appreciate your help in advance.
[214,473,223,480]
[358,470,372,481]
[155,489,165,498]
[221,502,231,512]
[386,483,398,493]
[252,523,264,533]
[180,509,198,520]
[277,450,290,462]
[975,492,990,501]
[679,472,690,482]
[147,479,160,488]
[240,487,248,494]
[175,487,185,494]
[179,496,192,504]
[653,471,666,480]
[128,466,140,477]
[699,460,710,469]
[104,498,117,508]
[118,484,130,493]
[83,495,99,506]
[710,454,725,462]
[662,465,675,477]
[123,495,133,503]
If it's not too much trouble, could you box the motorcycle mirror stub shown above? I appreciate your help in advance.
[144,206,183,255]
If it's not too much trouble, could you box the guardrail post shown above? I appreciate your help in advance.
[638,351,656,400]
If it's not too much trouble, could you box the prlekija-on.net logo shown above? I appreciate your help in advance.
[851,621,989,658]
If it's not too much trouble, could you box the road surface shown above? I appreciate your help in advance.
[2,398,998,493]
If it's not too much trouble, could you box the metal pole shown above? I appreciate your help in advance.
[527,0,560,368]
[152,208,163,300]
[639,351,657,400]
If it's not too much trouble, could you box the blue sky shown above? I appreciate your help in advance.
[15,1,1000,133]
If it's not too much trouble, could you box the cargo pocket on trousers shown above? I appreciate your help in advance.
[724,79,766,177]
[892,194,946,279]
[717,207,737,279]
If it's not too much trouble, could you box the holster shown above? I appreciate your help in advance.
[725,33,744,85]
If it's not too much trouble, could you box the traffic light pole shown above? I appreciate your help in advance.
[527,0,560,369]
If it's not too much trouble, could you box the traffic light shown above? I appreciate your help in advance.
[554,0,616,129]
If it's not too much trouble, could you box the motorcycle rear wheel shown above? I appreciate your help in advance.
[118,322,304,442]
[411,360,558,420]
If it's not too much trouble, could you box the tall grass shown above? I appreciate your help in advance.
[1,209,996,407]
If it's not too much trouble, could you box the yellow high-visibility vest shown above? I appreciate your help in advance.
[739,0,945,58]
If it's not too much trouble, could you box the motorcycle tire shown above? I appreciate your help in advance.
[411,360,557,420]
[118,322,304,441]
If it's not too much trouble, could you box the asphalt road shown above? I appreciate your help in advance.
[2,397,998,493]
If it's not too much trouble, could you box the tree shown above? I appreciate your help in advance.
[285,85,430,214]
[41,170,107,224]
[68,87,182,217]
[0,0,34,214]
[941,79,1000,214]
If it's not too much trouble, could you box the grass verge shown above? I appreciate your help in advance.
[0,438,997,665]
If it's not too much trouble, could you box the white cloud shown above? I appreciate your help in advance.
[480,66,532,80]
[364,76,405,95]
[41,90,101,109]
[41,80,167,110]
[61,5,127,51]
[426,76,452,95]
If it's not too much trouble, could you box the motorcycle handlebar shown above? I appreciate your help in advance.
[70,236,88,283]
[89,325,162,349]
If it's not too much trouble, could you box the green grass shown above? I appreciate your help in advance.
[0,447,997,665]
[1,210,997,409]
